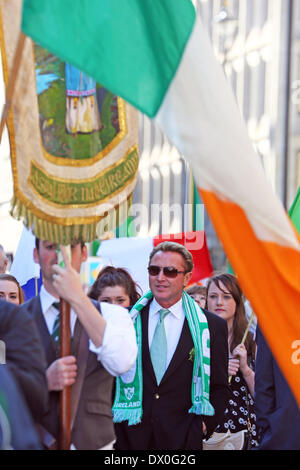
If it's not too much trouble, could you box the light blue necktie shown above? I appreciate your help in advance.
[150,308,170,384]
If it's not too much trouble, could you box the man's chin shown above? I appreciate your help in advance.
[152,287,169,299]
[153,293,180,309]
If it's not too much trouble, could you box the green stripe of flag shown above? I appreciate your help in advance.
[192,176,204,231]
[22,0,196,118]
[289,187,300,233]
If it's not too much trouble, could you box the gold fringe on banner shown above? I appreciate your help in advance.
[10,194,133,245]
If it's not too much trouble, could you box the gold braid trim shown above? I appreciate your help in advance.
[10,195,133,244]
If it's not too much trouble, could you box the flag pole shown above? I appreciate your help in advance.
[0,32,26,143]
[59,297,71,450]
[58,245,72,450]
[229,312,254,384]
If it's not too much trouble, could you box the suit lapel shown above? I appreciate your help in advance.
[71,319,82,356]
[160,317,194,385]
[141,303,157,384]
[32,296,58,365]
[71,319,94,377]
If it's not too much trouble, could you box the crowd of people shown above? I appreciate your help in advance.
[0,239,299,450]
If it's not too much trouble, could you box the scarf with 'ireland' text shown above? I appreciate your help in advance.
[112,290,214,425]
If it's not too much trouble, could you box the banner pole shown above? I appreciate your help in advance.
[229,312,254,384]
[0,32,26,142]
[58,245,72,450]
[59,298,71,450]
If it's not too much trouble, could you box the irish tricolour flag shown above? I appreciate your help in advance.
[22,0,300,404]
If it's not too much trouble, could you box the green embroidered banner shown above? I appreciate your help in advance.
[29,148,138,207]
[0,0,139,244]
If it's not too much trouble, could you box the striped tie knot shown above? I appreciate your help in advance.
[52,301,60,311]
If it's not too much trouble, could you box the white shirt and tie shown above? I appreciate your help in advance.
[148,297,185,374]
[39,285,137,377]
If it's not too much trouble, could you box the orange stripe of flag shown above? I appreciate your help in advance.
[200,188,300,406]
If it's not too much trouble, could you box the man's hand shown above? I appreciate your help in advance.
[46,356,77,391]
[52,245,107,348]
[52,245,85,306]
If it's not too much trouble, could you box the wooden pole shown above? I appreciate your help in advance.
[34,276,38,296]
[59,298,71,450]
[241,313,254,345]
[0,32,26,143]
[229,312,254,384]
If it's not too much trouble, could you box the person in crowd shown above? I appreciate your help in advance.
[19,239,137,450]
[186,284,207,309]
[0,245,8,273]
[114,241,229,450]
[89,266,141,309]
[0,365,42,449]
[0,274,24,305]
[255,326,300,450]
[206,273,258,448]
[0,300,48,423]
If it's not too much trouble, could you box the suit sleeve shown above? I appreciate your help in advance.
[254,326,276,438]
[255,326,300,450]
[0,302,48,421]
[203,312,230,437]
[0,366,42,449]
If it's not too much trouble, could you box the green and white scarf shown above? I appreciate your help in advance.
[112,290,214,425]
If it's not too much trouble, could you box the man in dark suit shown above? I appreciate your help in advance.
[0,365,42,450]
[115,241,229,450]
[0,300,48,422]
[255,326,300,450]
[20,240,137,450]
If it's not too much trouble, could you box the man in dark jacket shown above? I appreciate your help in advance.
[115,241,229,450]
[20,240,137,450]
[0,365,42,450]
[255,326,300,450]
[0,300,48,422]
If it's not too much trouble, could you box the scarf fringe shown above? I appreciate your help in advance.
[113,409,142,426]
[189,399,215,417]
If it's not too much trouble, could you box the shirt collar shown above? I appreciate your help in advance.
[149,296,183,320]
[40,284,59,314]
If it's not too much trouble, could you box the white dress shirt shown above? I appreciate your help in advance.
[148,297,185,369]
[39,285,137,377]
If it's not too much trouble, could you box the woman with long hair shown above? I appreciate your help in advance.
[89,266,141,309]
[206,273,258,448]
[0,273,25,305]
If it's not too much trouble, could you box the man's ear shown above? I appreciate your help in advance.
[81,245,88,263]
[33,247,39,264]
[183,271,193,288]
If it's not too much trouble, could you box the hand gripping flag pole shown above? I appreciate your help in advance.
[229,313,254,384]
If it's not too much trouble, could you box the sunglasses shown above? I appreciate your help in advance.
[148,265,187,278]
